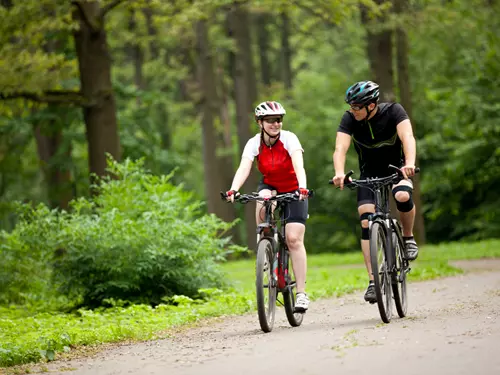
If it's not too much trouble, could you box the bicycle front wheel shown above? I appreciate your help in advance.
[370,221,392,323]
[282,248,304,327]
[256,238,277,333]
[392,230,408,318]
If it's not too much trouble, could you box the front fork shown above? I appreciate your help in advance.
[387,218,411,282]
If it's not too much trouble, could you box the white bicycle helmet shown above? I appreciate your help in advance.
[254,101,286,121]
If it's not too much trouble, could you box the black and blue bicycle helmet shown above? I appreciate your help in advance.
[345,81,380,105]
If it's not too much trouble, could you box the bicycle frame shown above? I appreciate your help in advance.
[257,199,285,244]
[346,169,413,282]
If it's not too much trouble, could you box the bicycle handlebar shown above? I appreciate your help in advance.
[328,165,420,189]
[220,189,314,204]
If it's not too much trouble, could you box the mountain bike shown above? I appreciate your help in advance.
[221,190,313,332]
[330,165,419,323]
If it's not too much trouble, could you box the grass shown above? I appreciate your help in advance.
[1,239,500,370]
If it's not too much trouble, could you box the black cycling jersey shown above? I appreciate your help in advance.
[338,102,409,177]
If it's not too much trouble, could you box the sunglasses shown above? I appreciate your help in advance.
[349,105,364,111]
[263,117,283,124]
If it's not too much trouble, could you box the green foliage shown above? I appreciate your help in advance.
[0,0,77,96]
[1,0,500,254]
[0,157,240,307]
[0,288,254,367]
[410,0,500,241]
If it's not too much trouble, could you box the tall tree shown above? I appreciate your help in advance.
[72,1,122,183]
[361,2,397,216]
[127,10,145,92]
[228,2,259,249]
[256,12,272,86]
[394,0,426,244]
[360,1,395,101]
[196,20,238,229]
[281,11,293,90]
[32,106,74,210]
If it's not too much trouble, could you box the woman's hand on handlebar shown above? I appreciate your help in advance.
[223,190,240,203]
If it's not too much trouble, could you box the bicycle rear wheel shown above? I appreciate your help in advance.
[370,221,392,323]
[256,238,277,332]
[282,248,304,327]
[392,229,408,318]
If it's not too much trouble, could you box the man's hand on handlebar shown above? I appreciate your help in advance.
[331,171,354,190]
[332,174,346,190]
[400,165,416,179]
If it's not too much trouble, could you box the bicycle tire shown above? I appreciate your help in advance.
[256,238,277,333]
[392,229,408,318]
[282,248,304,327]
[370,221,392,323]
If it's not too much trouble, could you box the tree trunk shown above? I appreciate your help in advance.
[361,2,397,214]
[256,12,271,86]
[31,16,73,210]
[128,10,145,91]
[360,2,395,101]
[281,11,293,90]
[143,3,159,60]
[72,1,121,184]
[394,0,426,244]
[196,20,237,229]
[33,112,73,210]
[228,3,260,250]
[217,63,242,245]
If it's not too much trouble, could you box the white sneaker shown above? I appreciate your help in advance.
[295,293,309,312]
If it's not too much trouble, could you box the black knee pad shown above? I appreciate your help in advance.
[393,185,414,212]
[360,212,371,240]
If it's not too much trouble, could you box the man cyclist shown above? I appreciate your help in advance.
[331,81,419,304]
[225,101,311,312]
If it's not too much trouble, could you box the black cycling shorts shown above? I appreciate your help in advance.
[357,175,413,207]
[257,182,308,225]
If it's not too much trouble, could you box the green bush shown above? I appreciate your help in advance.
[0,157,240,308]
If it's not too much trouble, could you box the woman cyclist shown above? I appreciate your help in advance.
[225,101,311,312]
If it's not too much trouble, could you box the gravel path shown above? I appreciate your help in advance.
[42,259,500,375]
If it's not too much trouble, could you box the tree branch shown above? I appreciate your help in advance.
[99,0,128,19]
[0,90,94,107]
[71,1,99,34]
[290,0,337,27]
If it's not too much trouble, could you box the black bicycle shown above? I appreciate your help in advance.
[330,165,419,323]
[221,190,312,332]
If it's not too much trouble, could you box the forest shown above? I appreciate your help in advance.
[0,0,499,368]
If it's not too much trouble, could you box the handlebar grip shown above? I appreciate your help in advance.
[344,170,354,185]
[328,170,355,186]
[415,167,420,174]
[220,191,227,200]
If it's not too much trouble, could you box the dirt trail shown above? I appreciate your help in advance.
[43,259,500,375]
